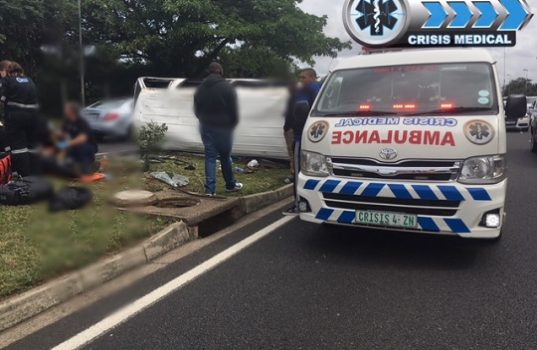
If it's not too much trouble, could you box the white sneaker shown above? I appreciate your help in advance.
[226,183,244,193]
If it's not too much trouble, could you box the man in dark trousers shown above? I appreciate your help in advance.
[283,77,298,183]
[194,62,243,196]
[283,68,322,216]
[58,102,98,174]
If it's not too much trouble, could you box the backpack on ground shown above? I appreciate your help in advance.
[0,176,54,205]
[49,187,93,212]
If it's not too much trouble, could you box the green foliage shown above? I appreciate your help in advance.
[504,78,537,96]
[0,0,77,74]
[220,46,297,79]
[0,0,349,113]
[136,122,169,171]
[81,0,350,77]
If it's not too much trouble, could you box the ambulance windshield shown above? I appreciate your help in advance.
[314,63,498,117]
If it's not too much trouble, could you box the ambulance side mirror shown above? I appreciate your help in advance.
[294,101,310,129]
[505,95,527,120]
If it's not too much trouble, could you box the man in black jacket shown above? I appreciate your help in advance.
[194,62,243,196]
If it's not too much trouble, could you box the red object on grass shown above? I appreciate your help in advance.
[0,155,12,185]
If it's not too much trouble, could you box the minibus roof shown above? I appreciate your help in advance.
[334,49,495,71]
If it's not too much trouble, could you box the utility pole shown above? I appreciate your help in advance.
[78,0,86,106]
[503,48,506,89]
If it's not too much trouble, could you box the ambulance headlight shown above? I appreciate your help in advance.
[458,155,506,184]
[301,151,330,177]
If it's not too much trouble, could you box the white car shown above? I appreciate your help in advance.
[81,98,134,140]
[296,49,518,240]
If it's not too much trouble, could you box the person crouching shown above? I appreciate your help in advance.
[57,102,98,174]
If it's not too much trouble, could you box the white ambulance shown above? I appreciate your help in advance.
[297,49,524,240]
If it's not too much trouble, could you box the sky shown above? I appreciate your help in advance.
[298,0,537,84]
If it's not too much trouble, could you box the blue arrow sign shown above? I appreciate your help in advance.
[500,0,530,30]
[448,2,473,28]
[423,2,449,28]
[473,2,499,28]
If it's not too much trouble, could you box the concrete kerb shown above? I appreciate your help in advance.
[239,184,293,214]
[0,184,292,332]
[0,222,191,332]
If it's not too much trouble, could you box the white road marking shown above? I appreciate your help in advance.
[52,216,294,350]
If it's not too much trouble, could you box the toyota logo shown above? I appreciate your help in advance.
[379,148,398,161]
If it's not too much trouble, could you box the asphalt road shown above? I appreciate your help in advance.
[96,140,137,156]
[8,132,537,350]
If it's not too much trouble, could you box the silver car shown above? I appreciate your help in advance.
[81,98,134,140]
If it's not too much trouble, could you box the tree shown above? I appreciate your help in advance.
[0,0,77,74]
[503,78,537,96]
[219,46,297,79]
[82,0,350,77]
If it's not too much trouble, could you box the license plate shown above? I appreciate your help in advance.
[355,210,418,229]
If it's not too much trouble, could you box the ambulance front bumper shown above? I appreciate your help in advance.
[297,173,507,239]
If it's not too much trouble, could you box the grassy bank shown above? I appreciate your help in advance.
[0,153,289,298]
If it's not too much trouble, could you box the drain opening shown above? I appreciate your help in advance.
[156,198,200,208]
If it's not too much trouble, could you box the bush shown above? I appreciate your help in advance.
[136,122,168,171]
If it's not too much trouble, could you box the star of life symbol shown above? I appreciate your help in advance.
[308,121,329,143]
[470,123,490,140]
[464,120,495,145]
[356,0,398,36]
[343,0,407,47]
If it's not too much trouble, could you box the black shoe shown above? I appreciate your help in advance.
[282,205,300,217]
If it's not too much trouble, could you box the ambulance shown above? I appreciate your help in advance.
[297,49,519,240]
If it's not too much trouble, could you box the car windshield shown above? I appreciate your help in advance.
[313,63,499,117]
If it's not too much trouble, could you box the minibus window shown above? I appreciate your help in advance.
[313,63,498,117]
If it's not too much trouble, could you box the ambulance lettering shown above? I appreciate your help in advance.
[331,130,456,146]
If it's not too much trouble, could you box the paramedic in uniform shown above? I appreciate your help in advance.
[0,62,41,176]
[0,61,10,152]
[283,68,322,216]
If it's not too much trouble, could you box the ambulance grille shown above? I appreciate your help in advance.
[323,193,461,217]
[330,158,462,182]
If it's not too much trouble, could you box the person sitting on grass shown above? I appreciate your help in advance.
[57,102,99,174]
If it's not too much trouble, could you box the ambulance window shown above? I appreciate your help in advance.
[320,76,343,110]
[313,63,498,116]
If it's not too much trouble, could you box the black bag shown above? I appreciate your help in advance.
[0,176,54,205]
[49,187,93,212]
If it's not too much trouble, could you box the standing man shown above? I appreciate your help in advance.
[283,68,322,216]
[283,77,297,183]
[194,62,243,197]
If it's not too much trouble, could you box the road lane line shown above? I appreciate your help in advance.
[52,216,294,350]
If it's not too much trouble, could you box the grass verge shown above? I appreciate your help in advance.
[0,153,289,298]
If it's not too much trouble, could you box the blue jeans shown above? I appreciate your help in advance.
[200,125,237,194]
